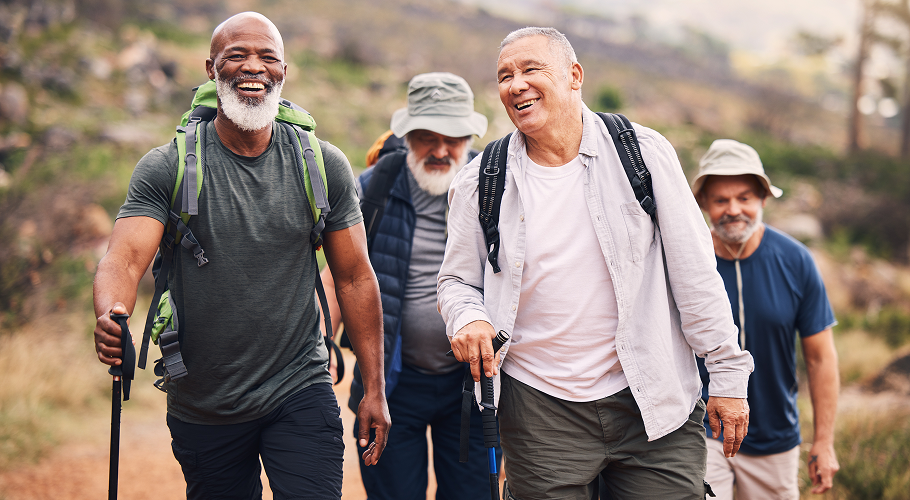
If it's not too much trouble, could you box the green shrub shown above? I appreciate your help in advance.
[596,86,623,112]
[816,410,910,499]
[865,307,910,348]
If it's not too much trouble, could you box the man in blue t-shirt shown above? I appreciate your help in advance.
[692,139,840,499]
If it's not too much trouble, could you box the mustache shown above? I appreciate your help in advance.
[717,214,752,225]
[424,155,453,165]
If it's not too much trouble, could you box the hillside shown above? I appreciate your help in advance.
[0,1,909,498]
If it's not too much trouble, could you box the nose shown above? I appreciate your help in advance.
[430,141,448,159]
[510,73,528,95]
[727,199,743,216]
[240,56,266,74]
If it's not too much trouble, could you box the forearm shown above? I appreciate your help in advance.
[336,271,384,394]
[93,251,146,318]
[806,352,839,445]
[318,267,343,338]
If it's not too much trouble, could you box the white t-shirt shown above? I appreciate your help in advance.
[502,155,628,402]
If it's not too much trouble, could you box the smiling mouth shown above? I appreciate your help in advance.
[515,99,537,111]
[236,81,266,92]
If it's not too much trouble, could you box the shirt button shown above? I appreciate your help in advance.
[520,214,525,221]
[511,305,517,311]
[515,261,521,268]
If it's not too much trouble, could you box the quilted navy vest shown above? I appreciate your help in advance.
[347,158,413,412]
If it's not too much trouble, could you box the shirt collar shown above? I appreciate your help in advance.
[578,103,599,159]
[507,102,599,161]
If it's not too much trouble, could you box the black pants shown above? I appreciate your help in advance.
[167,382,344,500]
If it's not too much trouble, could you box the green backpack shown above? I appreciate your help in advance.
[138,80,339,390]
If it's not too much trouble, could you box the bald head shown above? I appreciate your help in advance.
[210,12,284,60]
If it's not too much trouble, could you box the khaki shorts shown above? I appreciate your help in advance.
[499,372,709,500]
[704,437,800,500]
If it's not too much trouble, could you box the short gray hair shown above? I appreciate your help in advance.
[500,27,578,67]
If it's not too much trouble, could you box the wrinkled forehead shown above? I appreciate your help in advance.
[210,13,284,59]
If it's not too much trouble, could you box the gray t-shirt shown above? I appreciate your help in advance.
[118,120,362,424]
[397,168,459,375]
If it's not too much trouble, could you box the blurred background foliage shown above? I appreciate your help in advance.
[0,0,909,497]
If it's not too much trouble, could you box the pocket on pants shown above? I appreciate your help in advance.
[171,440,197,470]
[688,398,707,425]
[322,407,344,447]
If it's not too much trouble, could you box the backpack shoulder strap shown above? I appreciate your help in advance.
[361,148,407,252]
[478,133,511,274]
[597,112,657,222]
[281,123,331,247]
[139,114,212,370]
[280,123,344,383]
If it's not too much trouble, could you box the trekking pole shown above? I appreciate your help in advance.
[480,330,510,500]
[108,312,136,500]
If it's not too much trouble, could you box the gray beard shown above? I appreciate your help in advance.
[215,73,283,132]
[711,210,763,244]
[406,150,466,196]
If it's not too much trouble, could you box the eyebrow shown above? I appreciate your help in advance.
[222,45,279,56]
[497,58,547,77]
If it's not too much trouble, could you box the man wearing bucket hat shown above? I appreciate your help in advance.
[693,139,840,499]
[320,72,498,499]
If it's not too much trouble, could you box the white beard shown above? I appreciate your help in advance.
[215,73,284,132]
[711,210,763,244]
[407,149,466,196]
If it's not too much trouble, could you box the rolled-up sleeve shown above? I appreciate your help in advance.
[641,128,753,399]
[437,158,493,339]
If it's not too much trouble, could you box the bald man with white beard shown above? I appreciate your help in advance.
[93,12,389,499]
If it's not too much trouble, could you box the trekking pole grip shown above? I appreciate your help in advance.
[109,312,136,400]
[480,330,509,500]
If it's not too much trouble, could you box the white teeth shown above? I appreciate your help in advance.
[516,99,537,110]
[237,82,265,90]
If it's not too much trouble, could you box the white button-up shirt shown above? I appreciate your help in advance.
[437,104,753,441]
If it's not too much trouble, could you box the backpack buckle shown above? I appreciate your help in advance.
[193,248,209,267]
[483,164,500,175]
[162,232,176,249]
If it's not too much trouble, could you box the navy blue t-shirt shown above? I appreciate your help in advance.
[699,226,836,455]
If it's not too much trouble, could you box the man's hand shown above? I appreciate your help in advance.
[357,391,391,466]
[450,320,498,382]
[706,396,749,457]
[94,303,131,367]
[807,441,839,494]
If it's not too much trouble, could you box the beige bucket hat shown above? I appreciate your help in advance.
[390,72,488,139]
[691,139,783,198]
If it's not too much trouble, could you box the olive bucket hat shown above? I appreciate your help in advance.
[390,72,488,138]
[692,139,783,198]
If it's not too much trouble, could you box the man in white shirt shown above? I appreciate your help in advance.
[437,27,753,499]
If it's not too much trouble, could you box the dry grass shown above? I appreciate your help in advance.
[0,311,110,470]
[833,329,895,385]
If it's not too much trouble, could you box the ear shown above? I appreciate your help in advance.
[205,58,216,81]
[570,62,583,90]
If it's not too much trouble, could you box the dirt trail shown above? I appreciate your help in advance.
[0,351,436,499]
